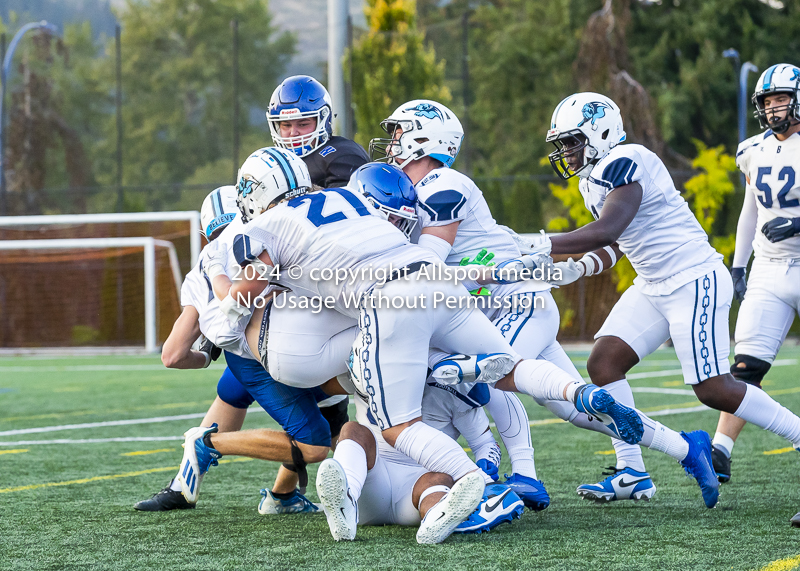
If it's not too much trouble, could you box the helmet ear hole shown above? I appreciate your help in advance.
[601,129,609,140]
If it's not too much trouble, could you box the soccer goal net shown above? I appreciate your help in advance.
[0,212,201,352]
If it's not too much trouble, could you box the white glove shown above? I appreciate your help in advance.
[492,254,542,284]
[547,258,586,286]
[202,240,228,280]
[529,229,552,257]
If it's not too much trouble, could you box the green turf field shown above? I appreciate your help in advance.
[2,346,800,571]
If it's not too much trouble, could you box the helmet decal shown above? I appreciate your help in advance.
[792,69,800,82]
[404,103,445,122]
[239,177,257,198]
[578,102,609,129]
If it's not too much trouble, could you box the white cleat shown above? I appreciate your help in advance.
[176,424,221,505]
[429,353,517,386]
[316,459,358,541]
[416,471,485,545]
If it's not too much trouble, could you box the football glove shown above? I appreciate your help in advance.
[198,335,222,368]
[761,217,800,243]
[547,258,586,286]
[731,267,747,302]
[202,240,228,280]
[459,249,495,267]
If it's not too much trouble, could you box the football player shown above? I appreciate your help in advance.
[543,91,800,509]
[212,147,646,519]
[369,100,689,506]
[136,182,334,514]
[136,75,368,513]
[713,63,800,488]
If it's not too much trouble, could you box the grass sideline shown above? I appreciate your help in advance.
[2,347,800,571]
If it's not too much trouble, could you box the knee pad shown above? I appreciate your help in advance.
[730,354,771,387]
[216,368,255,409]
[320,398,349,439]
[282,437,309,494]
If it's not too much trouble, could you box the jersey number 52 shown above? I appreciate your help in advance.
[754,166,799,209]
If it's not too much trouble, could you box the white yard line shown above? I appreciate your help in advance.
[0,364,227,372]
[0,437,185,445]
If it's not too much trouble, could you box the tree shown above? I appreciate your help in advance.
[105,0,294,189]
[349,0,451,150]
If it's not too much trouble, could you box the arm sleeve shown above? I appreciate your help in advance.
[418,233,452,261]
[732,187,758,268]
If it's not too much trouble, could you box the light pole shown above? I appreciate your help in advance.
[723,49,757,186]
[0,21,59,215]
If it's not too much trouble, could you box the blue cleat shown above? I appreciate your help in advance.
[576,466,656,503]
[574,384,644,445]
[453,483,524,534]
[680,430,719,508]
[176,424,222,504]
[503,473,550,511]
[258,488,322,514]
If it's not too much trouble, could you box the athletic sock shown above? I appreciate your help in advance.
[270,490,296,500]
[486,388,537,479]
[603,379,646,472]
[513,359,584,402]
[169,478,182,492]
[332,439,368,501]
[735,384,800,447]
[393,421,481,482]
[712,433,735,458]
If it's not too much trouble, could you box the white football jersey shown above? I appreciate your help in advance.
[736,130,800,259]
[415,168,550,294]
[180,216,256,359]
[241,188,437,318]
[580,144,721,293]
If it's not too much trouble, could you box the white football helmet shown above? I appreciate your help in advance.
[546,92,626,180]
[369,100,464,168]
[752,63,800,134]
[200,185,239,240]
[236,147,312,222]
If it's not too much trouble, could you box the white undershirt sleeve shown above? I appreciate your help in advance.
[418,232,452,261]
[732,187,758,268]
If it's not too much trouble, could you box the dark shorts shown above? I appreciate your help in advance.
[222,352,332,447]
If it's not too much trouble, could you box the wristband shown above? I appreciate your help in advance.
[205,262,227,281]
[602,246,618,268]
[219,293,252,325]
[200,351,211,369]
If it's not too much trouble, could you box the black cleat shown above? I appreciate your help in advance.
[711,445,731,484]
[791,512,800,528]
[134,481,195,511]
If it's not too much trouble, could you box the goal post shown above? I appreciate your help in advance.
[0,237,182,353]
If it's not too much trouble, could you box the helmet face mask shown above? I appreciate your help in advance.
[268,76,333,157]
[236,147,313,223]
[752,64,800,135]
[547,131,592,180]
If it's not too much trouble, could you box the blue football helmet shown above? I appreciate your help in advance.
[267,75,333,157]
[347,163,418,239]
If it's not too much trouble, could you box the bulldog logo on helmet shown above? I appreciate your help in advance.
[405,103,444,122]
[578,102,609,129]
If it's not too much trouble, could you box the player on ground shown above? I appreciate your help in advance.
[369,100,687,506]
[317,387,521,544]
[543,91,800,508]
[213,146,646,520]
[711,63,800,488]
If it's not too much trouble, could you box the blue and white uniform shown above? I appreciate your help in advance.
[733,130,800,361]
[239,187,522,430]
[586,144,731,384]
